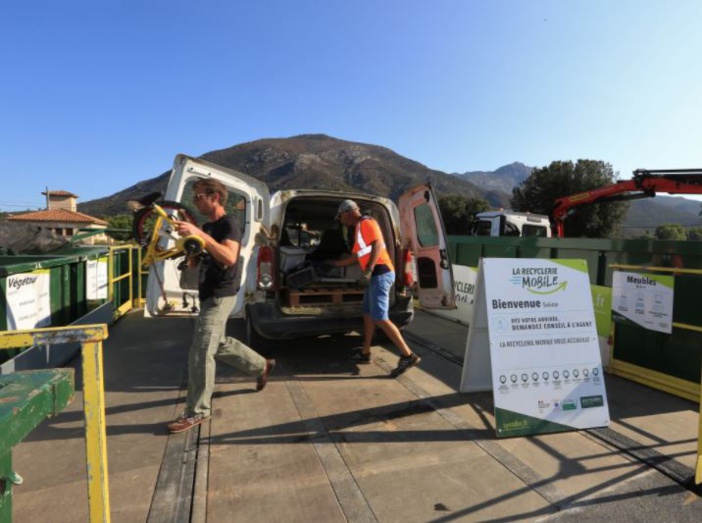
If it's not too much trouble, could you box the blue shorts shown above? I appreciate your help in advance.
[362,271,395,321]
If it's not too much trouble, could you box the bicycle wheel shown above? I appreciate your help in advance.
[132,200,198,246]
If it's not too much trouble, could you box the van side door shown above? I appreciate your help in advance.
[145,154,270,317]
[398,184,456,309]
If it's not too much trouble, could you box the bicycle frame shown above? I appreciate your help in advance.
[140,202,204,267]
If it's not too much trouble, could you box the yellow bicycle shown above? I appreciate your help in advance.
[130,192,205,267]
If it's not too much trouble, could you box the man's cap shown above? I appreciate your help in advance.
[335,199,360,219]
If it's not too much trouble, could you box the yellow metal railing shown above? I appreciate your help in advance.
[0,325,111,522]
[609,264,702,486]
[108,245,144,318]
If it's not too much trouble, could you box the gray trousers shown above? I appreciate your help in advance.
[186,295,266,417]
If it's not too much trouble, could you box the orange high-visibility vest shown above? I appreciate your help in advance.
[352,217,394,272]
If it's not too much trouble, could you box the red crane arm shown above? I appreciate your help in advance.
[550,169,702,237]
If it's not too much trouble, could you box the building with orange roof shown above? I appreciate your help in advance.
[7,190,109,244]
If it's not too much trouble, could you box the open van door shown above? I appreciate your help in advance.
[398,184,456,309]
[145,154,270,317]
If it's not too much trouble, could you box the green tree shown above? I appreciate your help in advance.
[107,214,134,242]
[438,194,490,235]
[511,160,628,238]
[655,223,686,240]
[631,231,654,240]
[686,226,702,241]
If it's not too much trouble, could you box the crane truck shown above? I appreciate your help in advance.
[474,169,702,238]
[551,168,702,237]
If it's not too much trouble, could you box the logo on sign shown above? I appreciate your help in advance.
[580,395,604,409]
[8,275,39,290]
[510,267,568,295]
[562,399,577,411]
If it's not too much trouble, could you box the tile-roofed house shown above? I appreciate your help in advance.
[8,190,109,244]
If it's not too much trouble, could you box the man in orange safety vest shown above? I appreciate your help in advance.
[328,199,421,377]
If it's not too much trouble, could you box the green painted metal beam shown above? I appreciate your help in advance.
[0,369,75,522]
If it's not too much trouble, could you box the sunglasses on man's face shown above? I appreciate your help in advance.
[193,193,209,202]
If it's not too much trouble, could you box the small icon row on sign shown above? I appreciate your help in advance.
[499,367,600,384]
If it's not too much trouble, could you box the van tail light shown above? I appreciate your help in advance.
[402,248,414,287]
[257,245,275,290]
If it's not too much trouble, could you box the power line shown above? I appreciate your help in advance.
[0,203,44,209]
[0,199,44,207]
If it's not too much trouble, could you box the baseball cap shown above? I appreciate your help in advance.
[335,199,359,219]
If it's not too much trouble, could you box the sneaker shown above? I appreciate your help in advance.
[350,348,372,364]
[168,413,209,434]
[256,359,276,391]
[390,353,421,377]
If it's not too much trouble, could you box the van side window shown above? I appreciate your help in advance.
[283,222,319,247]
[227,194,247,235]
[522,224,548,237]
[503,222,520,236]
[414,202,439,247]
[182,180,247,237]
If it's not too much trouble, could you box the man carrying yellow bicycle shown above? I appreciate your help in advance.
[166,178,275,434]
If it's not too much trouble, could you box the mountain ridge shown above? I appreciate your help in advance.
[453,162,533,195]
[75,134,702,237]
[78,134,512,217]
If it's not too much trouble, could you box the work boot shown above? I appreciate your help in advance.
[390,353,421,377]
[350,348,372,364]
[256,359,276,391]
[167,413,209,434]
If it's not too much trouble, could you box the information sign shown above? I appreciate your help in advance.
[460,258,610,437]
[612,271,673,334]
[87,258,109,300]
[5,270,52,330]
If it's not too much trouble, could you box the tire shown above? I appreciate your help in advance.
[132,200,198,245]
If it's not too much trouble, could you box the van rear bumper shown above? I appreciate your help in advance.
[246,297,414,341]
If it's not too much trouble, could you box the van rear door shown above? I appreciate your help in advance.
[398,184,456,309]
[145,154,270,317]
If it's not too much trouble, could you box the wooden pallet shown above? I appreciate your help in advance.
[286,287,365,306]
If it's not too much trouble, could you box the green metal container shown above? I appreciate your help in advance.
[0,369,74,521]
[448,235,702,386]
[0,247,109,365]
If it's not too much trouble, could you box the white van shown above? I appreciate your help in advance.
[472,210,552,238]
[145,154,456,346]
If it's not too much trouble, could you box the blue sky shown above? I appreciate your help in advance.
[3,1,702,212]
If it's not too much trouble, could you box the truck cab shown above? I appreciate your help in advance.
[472,210,552,238]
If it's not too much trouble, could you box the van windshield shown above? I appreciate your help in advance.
[474,220,492,236]
[281,199,351,253]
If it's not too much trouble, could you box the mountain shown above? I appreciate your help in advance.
[76,134,702,238]
[621,197,702,237]
[78,134,512,217]
[453,162,533,195]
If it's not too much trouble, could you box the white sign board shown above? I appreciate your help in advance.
[5,270,52,330]
[87,258,109,300]
[429,265,477,326]
[460,258,610,438]
[612,271,673,334]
